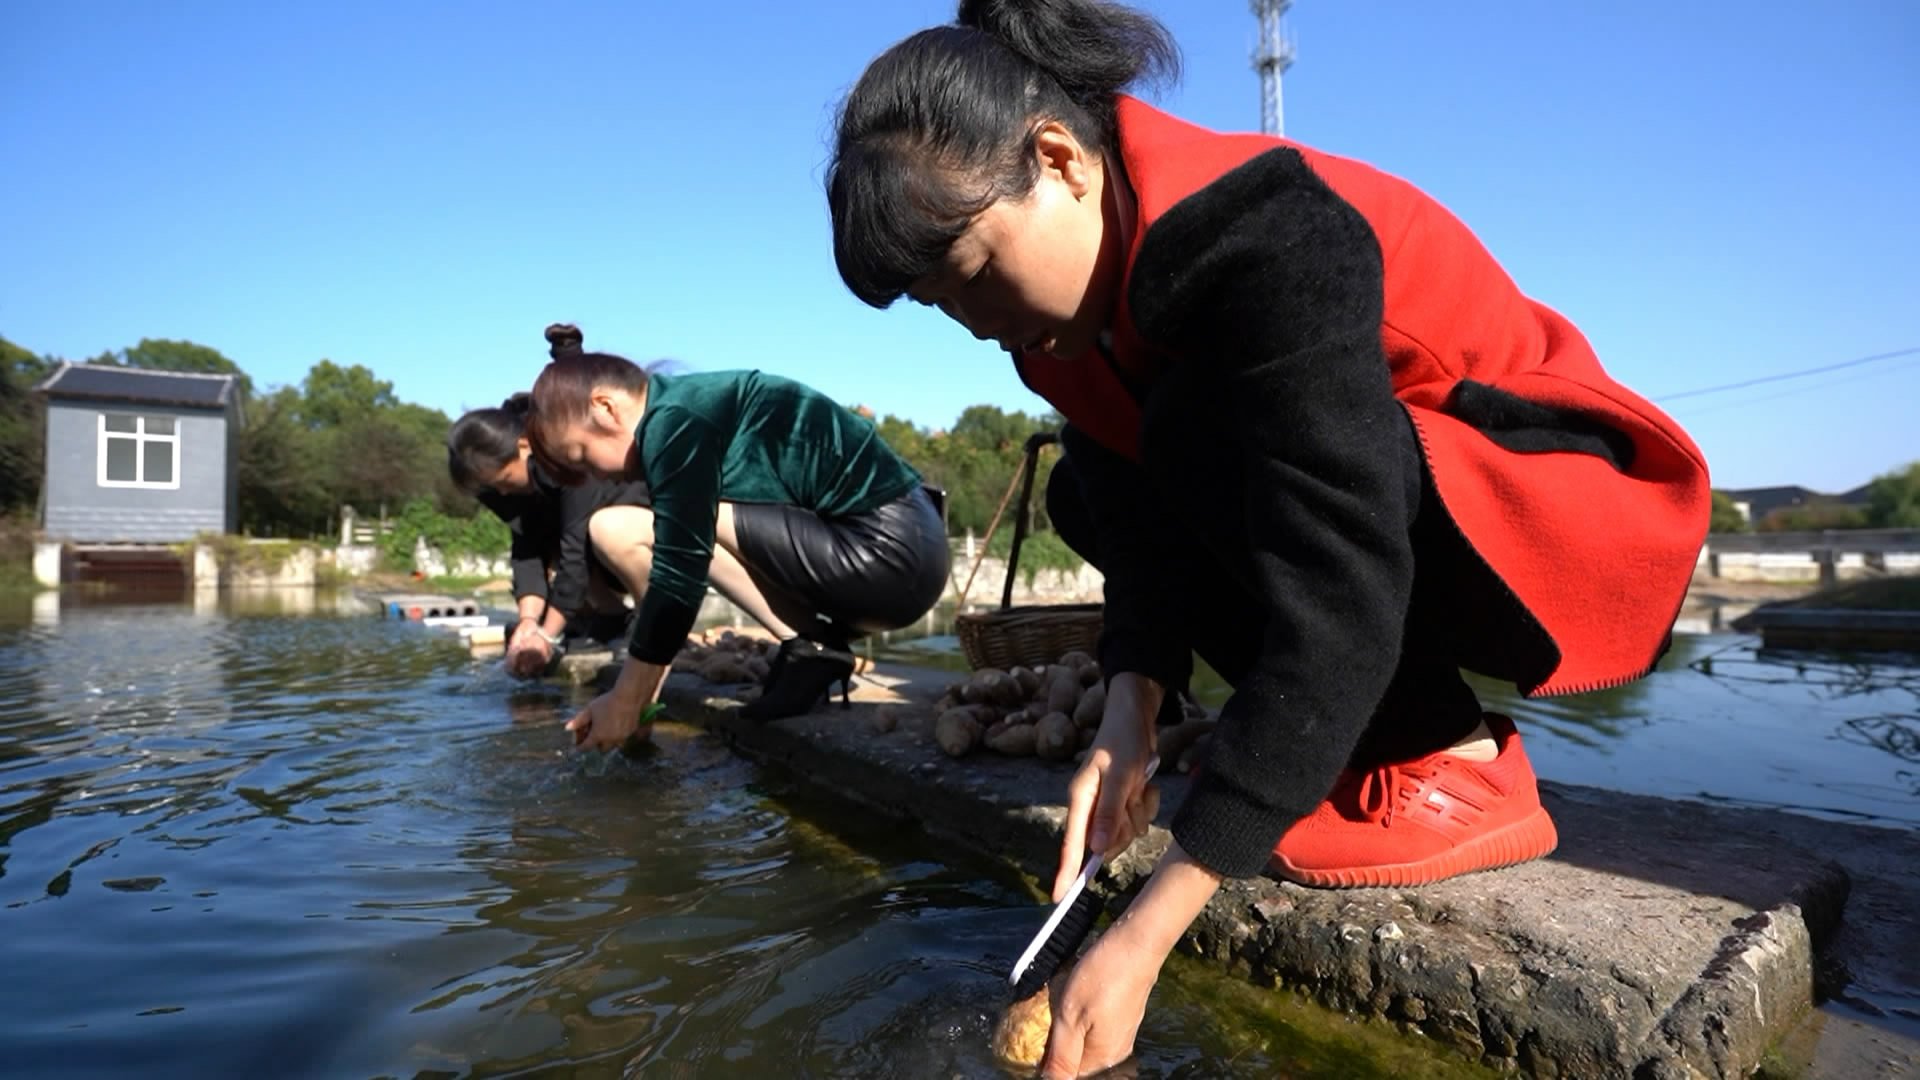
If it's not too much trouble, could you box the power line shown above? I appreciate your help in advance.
[1652,346,1920,402]
[1670,354,1920,420]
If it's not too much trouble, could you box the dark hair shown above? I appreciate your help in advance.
[527,323,651,483]
[544,322,584,359]
[447,392,533,493]
[827,0,1178,309]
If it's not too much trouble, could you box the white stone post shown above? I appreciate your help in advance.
[32,541,62,589]
[193,543,221,590]
[413,536,447,578]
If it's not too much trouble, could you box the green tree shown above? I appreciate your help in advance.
[235,386,332,536]
[327,412,445,514]
[871,404,1072,554]
[1709,491,1749,533]
[1864,461,1920,528]
[0,336,50,513]
[299,360,398,428]
[230,359,461,534]
[2,335,56,386]
[1758,503,1869,532]
[950,404,1036,452]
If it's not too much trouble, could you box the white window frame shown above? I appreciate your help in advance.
[96,412,182,490]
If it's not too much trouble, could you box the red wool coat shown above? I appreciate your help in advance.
[1016,97,1711,696]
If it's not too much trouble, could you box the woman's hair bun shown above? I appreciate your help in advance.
[545,323,584,358]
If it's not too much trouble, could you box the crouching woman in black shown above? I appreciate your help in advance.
[447,393,651,677]
[525,324,949,743]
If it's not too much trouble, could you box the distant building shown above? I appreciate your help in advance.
[1719,484,1871,526]
[34,363,242,542]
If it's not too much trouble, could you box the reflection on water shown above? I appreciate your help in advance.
[1671,600,1758,637]
[0,590,1489,1080]
[872,608,1920,830]
[1474,635,1920,827]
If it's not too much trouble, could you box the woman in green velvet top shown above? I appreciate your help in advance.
[527,324,949,743]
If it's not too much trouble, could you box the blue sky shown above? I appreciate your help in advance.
[2,1,1914,491]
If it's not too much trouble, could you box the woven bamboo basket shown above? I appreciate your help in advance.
[956,603,1103,672]
[953,431,1105,671]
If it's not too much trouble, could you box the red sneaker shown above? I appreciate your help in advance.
[1270,714,1557,888]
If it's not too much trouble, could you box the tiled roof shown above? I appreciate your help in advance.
[36,363,237,409]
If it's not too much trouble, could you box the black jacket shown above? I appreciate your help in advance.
[476,460,650,616]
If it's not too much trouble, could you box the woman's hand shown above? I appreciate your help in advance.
[564,690,648,751]
[1041,844,1225,1078]
[1053,673,1162,901]
[1040,919,1160,1078]
[565,658,665,751]
[505,619,554,678]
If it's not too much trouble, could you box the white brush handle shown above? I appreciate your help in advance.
[1008,755,1160,989]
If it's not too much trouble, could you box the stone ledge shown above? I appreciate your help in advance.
[600,660,1857,1078]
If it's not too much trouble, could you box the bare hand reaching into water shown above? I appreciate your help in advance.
[1042,921,1158,1079]
[564,658,666,751]
[1042,843,1226,1078]
[564,691,646,751]
[505,619,554,679]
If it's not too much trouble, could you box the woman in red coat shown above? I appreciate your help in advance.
[829,1,1710,1074]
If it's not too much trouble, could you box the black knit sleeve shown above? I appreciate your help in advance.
[1130,148,1417,879]
[478,489,550,603]
[544,482,602,617]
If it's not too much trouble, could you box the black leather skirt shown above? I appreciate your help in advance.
[731,485,949,640]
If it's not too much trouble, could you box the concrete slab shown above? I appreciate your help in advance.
[557,647,619,685]
[367,593,481,619]
[421,614,491,629]
[574,655,1892,1080]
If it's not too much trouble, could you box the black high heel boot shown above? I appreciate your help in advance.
[741,637,856,722]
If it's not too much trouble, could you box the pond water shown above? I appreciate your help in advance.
[0,590,1492,1080]
[871,606,1920,831]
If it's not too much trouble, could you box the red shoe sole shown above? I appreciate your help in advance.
[1272,806,1559,889]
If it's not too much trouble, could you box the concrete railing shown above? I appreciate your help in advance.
[1700,528,1920,585]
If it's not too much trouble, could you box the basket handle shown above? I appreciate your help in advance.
[953,430,1060,614]
[999,431,1059,611]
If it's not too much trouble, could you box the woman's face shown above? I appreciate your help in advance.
[543,392,639,481]
[907,122,1122,361]
[478,440,535,494]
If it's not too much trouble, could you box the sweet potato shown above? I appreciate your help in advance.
[935,709,982,757]
[985,723,1039,757]
[1071,682,1106,730]
[1036,712,1078,761]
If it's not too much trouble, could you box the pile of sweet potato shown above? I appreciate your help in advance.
[675,629,774,685]
[926,651,1216,770]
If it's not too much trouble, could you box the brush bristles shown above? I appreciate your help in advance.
[1011,887,1103,1000]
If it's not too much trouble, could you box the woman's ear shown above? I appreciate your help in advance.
[589,391,621,433]
[1034,120,1095,200]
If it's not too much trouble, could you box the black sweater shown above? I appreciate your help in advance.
[1082,147,1419,879]
[476,460,651,618]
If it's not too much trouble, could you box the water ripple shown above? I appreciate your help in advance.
[0,594,1468,1079]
